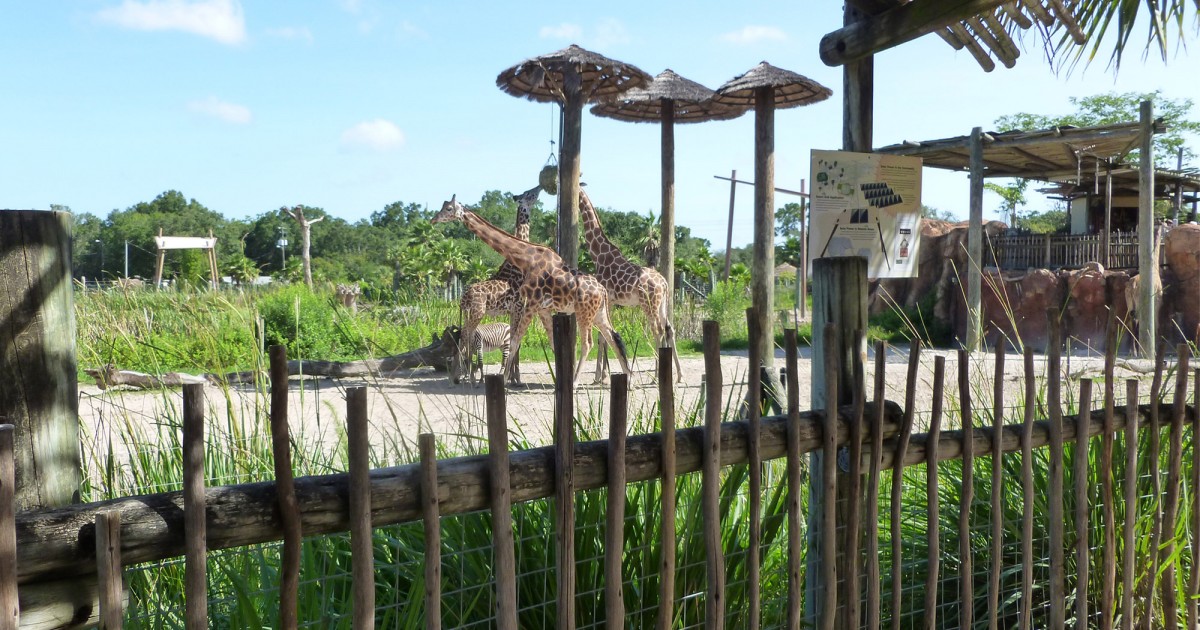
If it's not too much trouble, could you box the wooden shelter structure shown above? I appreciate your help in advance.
[152,229,220,289]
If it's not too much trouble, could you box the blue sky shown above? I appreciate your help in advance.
[2,1,1197,249]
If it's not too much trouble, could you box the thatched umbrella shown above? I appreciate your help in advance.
[713,62,830,396]
[497,45,650,267]
[590,69,746,312]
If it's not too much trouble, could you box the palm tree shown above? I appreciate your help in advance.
[1052,1,1198,71]
[634,210,661,267]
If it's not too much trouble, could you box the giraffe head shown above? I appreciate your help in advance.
[510,184,541,228]
[431,194,466,224]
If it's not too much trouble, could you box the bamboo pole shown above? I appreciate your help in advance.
[845,328,867,630]
[347,386,373,630]
[1047,311,1066,629]
[958,348,974,630]
[867,341,887,630]
[1101,316,1117,630]
[1146,341,1166,628]
[485,375,517,630]
[745,309,762,630]
[924,356,946,630]
[1122,380,1139,630]
[891,340,921,630]
[182,384,207,630]
[0,424,16,630]
[269,346,301,630]
[820,323,838,630]
[553,314,576,630]
[419,434,441,630]
[608,373,629,629]
[1161,346,1190,625]
[656,348,676,630]
[988,346,1005,630]
[785,329,802,630]
[701,321,725,630]
[1020,348,1035,630]
[96,510,123,629]
[1075,379,1093,628]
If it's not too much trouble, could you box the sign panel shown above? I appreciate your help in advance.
[155,237,217,250]
[808,150,922,279]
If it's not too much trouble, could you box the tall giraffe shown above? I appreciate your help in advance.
[432,195,630,385]
[453,185,551,384]
[578,188,681,381]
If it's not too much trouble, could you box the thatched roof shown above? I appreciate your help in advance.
[589,69,747,123]
[496,44,650,104]
[712,62,832,109]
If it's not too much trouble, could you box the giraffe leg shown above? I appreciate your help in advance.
[593,304,612,384]
[457,306,483,386]
[538,311,555,354]
[575,309,597,383]
[505,308,536,387]
[593,302,631,380]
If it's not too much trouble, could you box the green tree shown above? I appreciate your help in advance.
[775,202,805,236]
[921,205,958,221]
[1051,1,1200,72]
[983,179,1029,226]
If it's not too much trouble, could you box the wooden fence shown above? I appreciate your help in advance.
[1,315,1198,628]
[990,231,1140,270]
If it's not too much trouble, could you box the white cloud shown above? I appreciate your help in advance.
[539,22,582,40]
[266,26,313,44]
[340,119,405,152]
[397,20,427,41]
[591,18,629,47]
[187,96,252,124]
[719,25,787,45]
[96,0,246,45]
[339,0,361,14]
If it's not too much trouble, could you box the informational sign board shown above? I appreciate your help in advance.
[155,236,217,250]
[808,150,922,279]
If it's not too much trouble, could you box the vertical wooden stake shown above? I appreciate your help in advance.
[845,328,867,630]
[608,373,630,629]
[0,425,17,630]
[1075,379,1093,628]
[1047,310,1066,629]
[552,314,576,630]
[419,434,441,630]
[657,349,676,630]
[269,345,301,630]
[96,510,124,629]
[1101,315,1118,630]
[346,386,374,630]
[866,341,887,630]
[1020,348,1035,630]
[723,170,737,280]
[891,340,921,630]
[988,346,1005,630]
[1122,380,1139,630]
[182,383,208,630]
[1161,345,1189,625]
[485,375,517,630]
[784,329,803,630]
[957,348,974,630]
[1189,367,1200,630]
[1146,341,1166,626]
[745,308,762,630]
[924,356,946,630]
[820,323,838,630]
[701,321,725,630]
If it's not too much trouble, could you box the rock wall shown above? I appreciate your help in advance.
[870,221,1199,352]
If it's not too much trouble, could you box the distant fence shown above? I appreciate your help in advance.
[990,231,1140,270]
[4,315,1199,628]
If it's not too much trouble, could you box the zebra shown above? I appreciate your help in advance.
[461,322,511,386]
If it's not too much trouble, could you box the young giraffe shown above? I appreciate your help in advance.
[578,188,681,381]
[453,185,552,384]
[432,195,630,385]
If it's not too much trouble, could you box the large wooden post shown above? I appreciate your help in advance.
[724,169,737,281]
[1138,100,1157,357]
[751,87,781,406]
[558,73,584,268]
[1104,163,1113,268]
[0,209,81,512]
[966,127,985,351]
[660,104,676,317]
[804,256,868,625]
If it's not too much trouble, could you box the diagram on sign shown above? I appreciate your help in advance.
[809,150,922,279]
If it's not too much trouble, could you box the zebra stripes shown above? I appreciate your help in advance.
[466,322,510,385]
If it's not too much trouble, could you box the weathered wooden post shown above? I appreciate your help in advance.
[805,256,868,626]
[966,127,985,351]
[552,314,576,630]
[0,209,81,511]
[1137,99,1157,358]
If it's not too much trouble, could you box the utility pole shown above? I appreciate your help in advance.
[277,226,288,272]
[124,240,129,279]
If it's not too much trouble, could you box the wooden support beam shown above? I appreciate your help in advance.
[819,0,1007,66]
[1138,100,1157,357]
[967,16,1018,67]
[948,22,998,71]
[1001,2,1033,29]
[967,127,985,351]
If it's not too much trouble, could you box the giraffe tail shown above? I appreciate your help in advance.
[610,329,629,365]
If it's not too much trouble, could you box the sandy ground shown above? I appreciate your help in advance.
[78,347,1160,475]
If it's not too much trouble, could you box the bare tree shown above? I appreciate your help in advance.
[281,205,325,288]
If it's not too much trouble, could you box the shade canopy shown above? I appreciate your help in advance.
[712,61,832,109]
[589,69,746,123]
[496,44,650,104]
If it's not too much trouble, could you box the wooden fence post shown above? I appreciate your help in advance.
[269,345,301,630]
[657,349,676,630]
[957,349,974,630]
[552,314,576,630]
[96,510,123,630]
[988,346,1005,630]
[891,341,921,630]
[866,341,886,630]
[0,210,81,511]
[608,373,629,629]
[1020,348,1035,630]
[820,323,838,630]
[419,433,441,630]
[346,387,373,630]
[701,321,725,630]
[1074,379,1093,628]
[0,424,17,630]
[182,384,207,630]
[925,357,946,630]
[1161,345,1190,625]
[784,329,803,630]
[1122,380,1139,630]
[485,376,517,630]
[745,308,762,630]
[806,256,868,627]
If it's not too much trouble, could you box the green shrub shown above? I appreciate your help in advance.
[257,284,348,359]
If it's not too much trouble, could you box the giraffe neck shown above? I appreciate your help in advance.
[461,211,544,272]
[578,190,632,268]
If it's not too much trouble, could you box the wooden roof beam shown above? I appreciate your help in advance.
[966,15,1018,68]
[948,22,998,71]
[820,0,1007,66]
[1001,2,1034,29]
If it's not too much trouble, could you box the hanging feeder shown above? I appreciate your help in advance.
[539,162,559,195]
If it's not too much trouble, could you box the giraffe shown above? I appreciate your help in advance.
[453,185,551,384]
[432,195,630,385]
[578,188,681,381]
